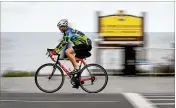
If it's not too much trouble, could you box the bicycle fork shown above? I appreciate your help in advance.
[82,62,95,84]
[48,65,57,80]
[85,66,95,84]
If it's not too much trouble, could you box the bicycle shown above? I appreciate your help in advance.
[35,48,108,93]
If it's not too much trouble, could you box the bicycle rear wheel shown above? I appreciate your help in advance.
[35,63,65,93]
[79,64,108,93]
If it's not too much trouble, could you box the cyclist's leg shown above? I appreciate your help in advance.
[65,44,87,70]
[75,57,81,63]
[65,48,79,70]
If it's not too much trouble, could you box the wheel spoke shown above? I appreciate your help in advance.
[79,64,108,93]
[35,63,65,93]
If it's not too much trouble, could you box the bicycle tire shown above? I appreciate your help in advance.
[79,63,108,93]
[35,63,65,93]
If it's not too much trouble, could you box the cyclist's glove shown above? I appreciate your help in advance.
[50,50,57,55]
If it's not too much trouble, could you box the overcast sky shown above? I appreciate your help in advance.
[1,1,175,32]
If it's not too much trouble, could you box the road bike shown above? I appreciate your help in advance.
[35,49,108,93]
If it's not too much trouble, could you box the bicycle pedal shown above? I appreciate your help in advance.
[81,81,84,84]
[72,85,79,89]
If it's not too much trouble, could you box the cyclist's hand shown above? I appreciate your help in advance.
[49,50,57,56]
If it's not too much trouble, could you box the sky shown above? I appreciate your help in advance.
[1,1,175,32]
[0,1,175,72]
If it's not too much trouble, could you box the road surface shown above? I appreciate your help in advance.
[0,76,174,108]
[0,93,175,108]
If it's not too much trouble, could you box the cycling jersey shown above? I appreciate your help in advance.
[54,27,91,54]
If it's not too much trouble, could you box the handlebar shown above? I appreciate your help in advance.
[46,48,70,62]
[46,48,60,62]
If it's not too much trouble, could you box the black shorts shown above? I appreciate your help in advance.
[73,44,92,58]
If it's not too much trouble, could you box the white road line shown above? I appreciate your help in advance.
[143,94,175,96]
[143,94,175,95]
[142,94,175,95]
[155,103,175,105]
[123,93,158,108]
[149,99,175,101]
[144,96,175,98]
[0,100,120,103]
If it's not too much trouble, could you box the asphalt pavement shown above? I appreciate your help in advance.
[0,93,133,108]
[0,76,174,108]
[0,93,175,108]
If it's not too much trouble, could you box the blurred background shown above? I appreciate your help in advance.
[0,2,175,108]
[0,1,175,76]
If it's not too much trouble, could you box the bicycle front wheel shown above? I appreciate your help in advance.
[35,63,65,93]
[79,64,108,93]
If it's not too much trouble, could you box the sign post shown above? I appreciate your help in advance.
[124,45,136,75]
[97,10,145,75]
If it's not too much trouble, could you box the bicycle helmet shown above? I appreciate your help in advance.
[57,19,68,27]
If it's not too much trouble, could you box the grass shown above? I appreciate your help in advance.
[153,65,175,73]
[136,65,175,74]
[2,71,34,77]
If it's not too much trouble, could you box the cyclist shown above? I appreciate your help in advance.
[49,19,92,87]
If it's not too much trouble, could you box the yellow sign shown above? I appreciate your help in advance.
[99,11,143,37]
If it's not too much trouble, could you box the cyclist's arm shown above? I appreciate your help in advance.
[54,36,70,54]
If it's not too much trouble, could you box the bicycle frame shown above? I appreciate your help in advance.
[57,58,85,78]
[50,55,94,82]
